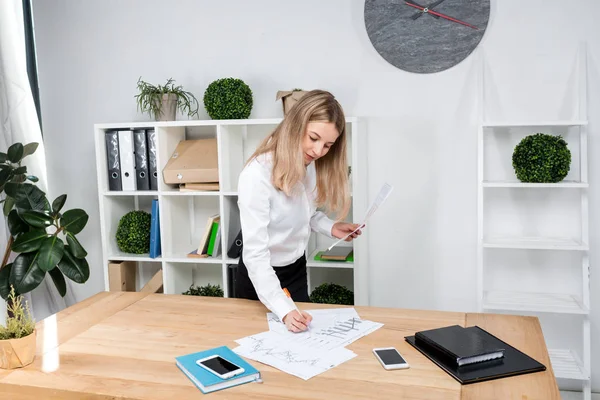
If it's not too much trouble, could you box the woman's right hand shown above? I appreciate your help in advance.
[283,309,313,333]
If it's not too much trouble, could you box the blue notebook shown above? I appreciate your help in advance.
[175,346,261,393]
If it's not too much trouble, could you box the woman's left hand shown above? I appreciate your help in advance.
[331,222,364,241]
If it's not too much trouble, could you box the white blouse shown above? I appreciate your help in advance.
[237,153,335,320]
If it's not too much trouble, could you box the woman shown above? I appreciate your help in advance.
[236,89,362,333]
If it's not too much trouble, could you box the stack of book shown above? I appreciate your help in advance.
[188,214,221,258]
[405,324,546,384]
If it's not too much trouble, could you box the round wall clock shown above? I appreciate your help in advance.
[364,0,490,74]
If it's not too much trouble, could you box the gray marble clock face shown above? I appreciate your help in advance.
[364,0,490,74]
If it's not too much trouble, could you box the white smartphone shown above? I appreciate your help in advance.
[196,355,245,379]
[373,347,410,370]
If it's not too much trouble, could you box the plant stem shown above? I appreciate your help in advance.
[1,235,13,271]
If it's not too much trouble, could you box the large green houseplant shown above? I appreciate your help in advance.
[0,142,90,302]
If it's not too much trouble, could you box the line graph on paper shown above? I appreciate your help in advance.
[267,308,384,351]
[233,331,357,380]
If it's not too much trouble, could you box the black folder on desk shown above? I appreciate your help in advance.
[405,325,546,384]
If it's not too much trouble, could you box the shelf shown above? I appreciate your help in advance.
[103,191,158,196]
[549,349,590,381]
[107,253,161,262]
[95,117,358,130]
[482,120,588,128]
[162,255,223,264]
[483,236,588,251]
[160,191,219,196]
[482,180,588,188]
[482,290,588,315]
[306,249,354,269]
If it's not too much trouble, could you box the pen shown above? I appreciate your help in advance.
[283,288,310,331]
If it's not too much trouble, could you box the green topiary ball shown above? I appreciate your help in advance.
[116,210,151,254]
[203,77,253,119]
[512,133,571,183]
[310,283,354,305]
[182,284,224,297]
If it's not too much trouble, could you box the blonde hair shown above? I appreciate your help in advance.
[248,89,350,220]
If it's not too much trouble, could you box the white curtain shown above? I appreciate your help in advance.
[0,0,74,325]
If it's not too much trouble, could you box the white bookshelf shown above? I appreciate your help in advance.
[476,44,591,399]
[94,117,369,305]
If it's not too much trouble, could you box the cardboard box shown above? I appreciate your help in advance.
[162,138,219,184]
[276,90,308,115]
[108,261,136,291]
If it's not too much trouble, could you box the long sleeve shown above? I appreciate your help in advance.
[310,211,335,238]
[237,166,295,321]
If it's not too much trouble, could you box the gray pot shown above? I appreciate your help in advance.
[154,93,177,121]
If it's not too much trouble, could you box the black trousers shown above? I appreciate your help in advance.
[235,253,311,303]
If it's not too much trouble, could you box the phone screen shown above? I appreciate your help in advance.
[199,356,240,375]
[376,349,406,365]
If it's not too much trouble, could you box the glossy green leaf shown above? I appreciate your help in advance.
[14,183,50,212]
[11,229,47,253]
[22,143,39,158]
[0,152,7,163]
[4,182,19,198]
[48,267,66,297]
[66,232,87,258]
[3,196,14,216]
[0,167,11,186]
[0,263,12,300]
[26,175,39,183]
[38,236,65,272]
[60,209,88,234]
[52,194,67,215]
[20,210,54,228]
[7,143,24,163]
[13,166,27,175]
[8,209,28,236]
[10,252,46,294]
[58,245,89,284]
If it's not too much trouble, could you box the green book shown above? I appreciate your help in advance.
[314,250,354,262]
[206,221,219,256]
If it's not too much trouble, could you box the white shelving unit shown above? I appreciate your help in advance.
[94,117,369,305]
[476,44,591,400]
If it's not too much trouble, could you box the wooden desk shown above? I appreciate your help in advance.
[0,292,560,399]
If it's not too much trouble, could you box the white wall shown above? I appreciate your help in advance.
[31,0,600,392]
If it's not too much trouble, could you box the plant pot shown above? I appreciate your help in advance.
[0,330,36,369]
[154,93,178,121]
[276,90,308,115]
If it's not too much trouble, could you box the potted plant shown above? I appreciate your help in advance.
[135,77,199,121]
[0,285,36,369]
[276,88,308,115]
[203,78,253,120]
[310,283,354,305]
[0,142,90,302]
[182,283,224,297]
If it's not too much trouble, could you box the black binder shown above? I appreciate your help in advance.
[227,230,243,258]
[105,131,122,191]
[133,129,150,190]
[405,326,546,384]
[415,324,505,366]
[146,128,158,190]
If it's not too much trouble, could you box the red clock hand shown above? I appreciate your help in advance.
[405,2,479,30]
